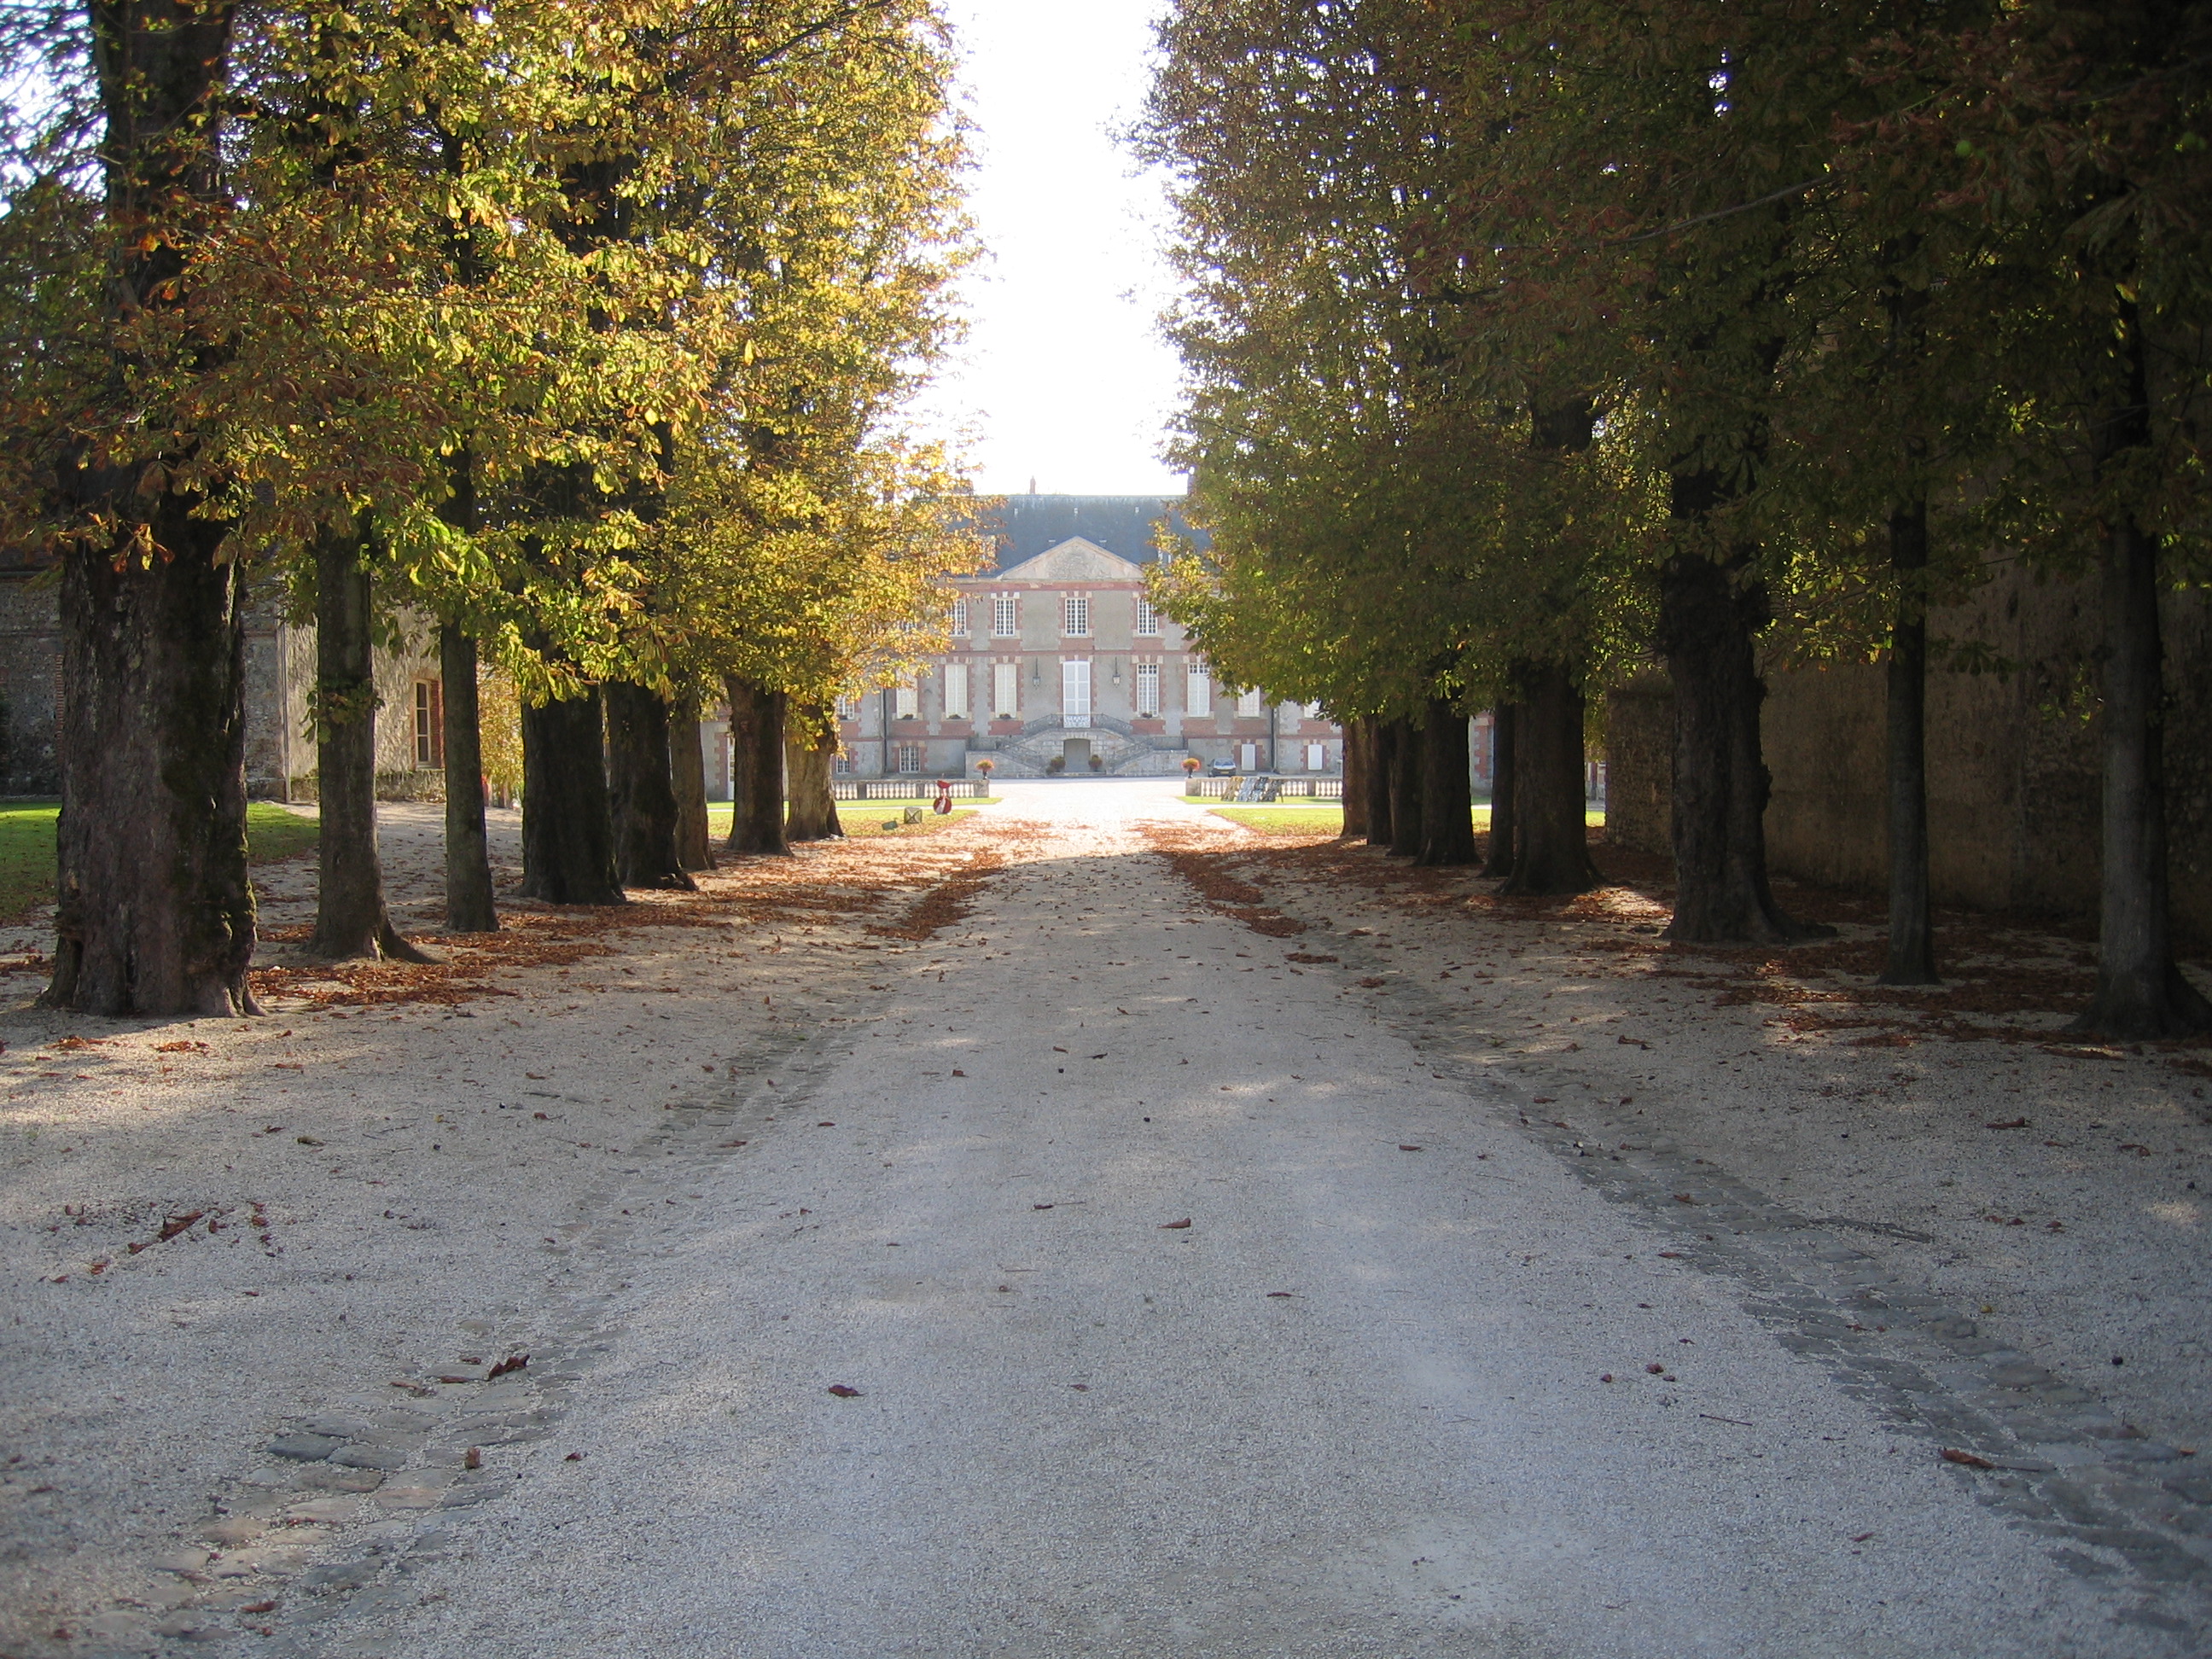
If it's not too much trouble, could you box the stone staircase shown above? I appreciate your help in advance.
[970,722,1189,778]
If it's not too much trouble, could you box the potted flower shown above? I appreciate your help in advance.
[1182,754,1202,796]
[975,757,995,783]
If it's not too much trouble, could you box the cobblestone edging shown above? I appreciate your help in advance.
[70,1006,857,1659]
[1283,886,2212,1643]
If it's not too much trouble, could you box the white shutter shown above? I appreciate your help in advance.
[942,662,969,719]
[1186,665,1212,718]
[993,662,1018,718]
[895,683,918,719]
[1237,688,1263,718]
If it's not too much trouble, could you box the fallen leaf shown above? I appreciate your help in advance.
[533,1111,550,1120]
[816,1121,835,1127]
[1673,1193,1697,1204]
[564,1452,585,1461]
[1600,1374,1615,1383]
[1398,1144,1423,1152]
[241,1599,276,1615]
[463,1448,482,1470]
[1357,976,1386,988]
[1851,1533,1875,1544]
[294,1135,323,1146]
[1983,1117,2029,1131]
[1266,1291,1295,1298]
[486,1353,527,1379]
[1940,1448,1994,1470]
[826,1384,863,1398]
[1070,1382,1090,1391]
[719,1140,748,1148]
[1033,1202,1054,1210]
[1159,1218,1192,1230]
[952,1068,966,1076]
[1646,1363,1665,1374]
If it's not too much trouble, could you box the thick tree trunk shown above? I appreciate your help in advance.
[2069,294,2209,1037]
[784,703,844,842]
[46,1,251,1016]
[605,681,694,891]
[1340,717,1371,839]
[439,625,497,932]
[1503,664,1598,895]
[2072,517,2211,1037]
[1415,701,1477,866]
[46,517,258,1016]
[1656,548,1824,942]
[671,692,715,871]
[726,675,789,857]
[306,533,430,961]
[1481,701,1520,879]
[1880,503,1938,984]
[520,688,623,904]
[1387,717,1423,858]
[1365,719,1395,847]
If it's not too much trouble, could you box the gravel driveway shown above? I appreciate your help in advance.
[6,783,2203,1656]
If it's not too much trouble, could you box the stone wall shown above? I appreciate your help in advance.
[1602,566,2211,950]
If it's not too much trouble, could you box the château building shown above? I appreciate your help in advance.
[837,494,1343,779]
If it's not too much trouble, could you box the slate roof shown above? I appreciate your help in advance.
[979,495,1207,573]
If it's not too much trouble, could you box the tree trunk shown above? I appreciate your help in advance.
[2071,516,2210,1036]
[671,692,715,870]
[1481,701,1520,878]
[1880,502,1938,985]
[784,703,844,842]
[439,624,497,932]
[45,0,252,1016]
[605,681,694,891]
[1656,544,1824,943]
[520,688,623,904]
[1340,717,1371,839]
[726,675,789,856]
[1415,701,1477,866]
[1387,717,1423,857]
[1365,719,1395,847]
[306,532,431,961]
[45,515,258,1016]
[2069,294,2209,1037]
[1502,664,1598,895]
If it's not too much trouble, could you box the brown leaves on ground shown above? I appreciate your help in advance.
[249,817,1020,1010]
[1940,1447,1996,1470]
[826,1384,863,1398]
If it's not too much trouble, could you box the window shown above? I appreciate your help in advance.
[1062,593,1091,636]
[1134,595,1160,636]
[1186,664,1212,719]
[942,662,969,719]
[992,594,1018,637]
[992,661,1019,719]
[896,742,923,775]
[833,750,851,776]
[1134,661,1160,717]
[414,680,444,768]
[894,682,919,719]
[951,597,969,635]
[1062,658,1091,725]
[836,692,860,720]
[1237,687,1264,718]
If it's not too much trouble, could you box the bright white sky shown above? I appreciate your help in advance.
[917,0,1188,498]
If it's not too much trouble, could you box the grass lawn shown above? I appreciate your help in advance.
[0,800,322,921]
[706,800,992,841]
[1208,803,1606,835]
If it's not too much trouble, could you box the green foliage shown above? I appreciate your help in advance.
[1142,0,2212,710]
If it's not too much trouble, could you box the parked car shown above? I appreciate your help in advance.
[1208,758,1237,775]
